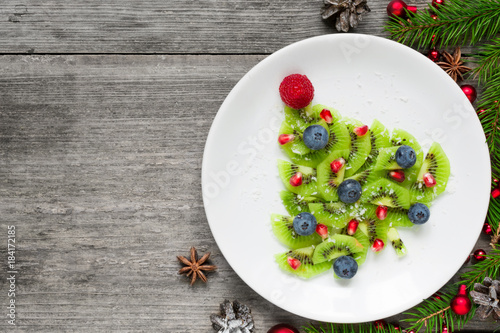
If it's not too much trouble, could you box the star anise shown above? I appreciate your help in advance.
[436,47,471,82]
[177,247,217,285]
[470,277,500,321]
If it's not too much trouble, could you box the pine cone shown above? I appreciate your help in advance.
[210,300,255,333]
[321,0,371,32]
[470,277,500,321]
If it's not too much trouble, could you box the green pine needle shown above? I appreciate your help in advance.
[384,0,500,48]
[473,38,500,83]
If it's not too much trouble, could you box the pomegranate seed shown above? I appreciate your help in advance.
[492,187,500,198]
[353,125,369,136]
[278,134,295,145]
[389,170,405,183]
[376,205,388,220]
[320,109,333,123]
[371,239,384,252]
[287,257,301,270]
[330,157,346,174]
[316,223,329,239]
[423,172,437,187]
[289,172,303,187]
[347,219,359,235]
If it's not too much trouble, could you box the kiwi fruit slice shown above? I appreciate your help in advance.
[308,202,350,228]
[373,146,401,170]
[358,218,389,246]
[358,119,391,172]
[410,142,450,204]
[278,121,311,156]
[271,214,322,249]
[345,168,381,187]
[280,191,324,216]
[361,178,411,209]
[385,207,413,228]
[342,118,371,178]
[391,128,424,187]
[275,246,332,278]
[387,227,407,257]
[277,159,319,197]
[312,234,365,264]
[316,149,351,201]
[283,104,320,132]
[352,228,370,265]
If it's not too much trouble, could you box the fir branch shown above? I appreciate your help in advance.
[478,71,500,181]
[384,0,500,48]
[402,286,477,333]
[473,37,500,83]
[459,249,500,286]
[303,322,401,333]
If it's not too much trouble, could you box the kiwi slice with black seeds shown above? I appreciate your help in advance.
[308,202,350,228]
[387,227,407,257]
[342,118,371,177]
[271,214,322,249]
[284,104,320,132]
[391,128,424,187]
[316,149,351,201]
[358,119,391,172]
[410,142,450,204]
[361,178,411,209]
[275,246,332,278]
[277,159,319,197]
[312,234,365,264]
[278,121,311,156]
[280,191,324,216]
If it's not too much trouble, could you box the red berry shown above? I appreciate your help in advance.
[316,223,329,239]
[492,187,500,198]
[374,320,385,329]
[287,257,301,270]
[473,249,486,261]
[432,0,444,8]
[330,157,346,174]
[289,172,303,187]
[278,134,295,145]
[423,172,437,187]
[371,239,384,252]
[483,222,493,235]
[347,220,359,235]
[376,205,388,220]
[353,125,369,136]
[389,170,405,183]
[430,13,438,20]
[279,74,314,109]
[320,109,333,123]
[427,48,440,62]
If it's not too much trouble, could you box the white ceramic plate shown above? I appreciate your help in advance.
[201,34,490,323]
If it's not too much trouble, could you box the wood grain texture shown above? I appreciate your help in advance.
[0,55,496,332]
[0,0,449,54]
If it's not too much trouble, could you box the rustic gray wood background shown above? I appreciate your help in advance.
[0,0,496,332]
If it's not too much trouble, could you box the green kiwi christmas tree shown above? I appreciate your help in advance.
[272,73,451,280]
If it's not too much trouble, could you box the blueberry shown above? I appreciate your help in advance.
[293,212,317,236]
[395,145,417,169]
[408,203,430,224]
[333,255,358,279]
[337,179,362,203]
[303,125,329,150]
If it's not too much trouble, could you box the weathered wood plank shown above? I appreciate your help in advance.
[0,55,495,332]
[0,0,440,54]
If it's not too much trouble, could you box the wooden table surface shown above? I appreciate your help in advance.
[0,0,496,332]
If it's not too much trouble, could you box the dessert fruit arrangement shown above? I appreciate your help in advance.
[272,74,450,280]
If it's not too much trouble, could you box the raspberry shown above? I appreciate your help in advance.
[279,74,314,109]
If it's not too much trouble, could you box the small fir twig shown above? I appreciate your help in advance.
[384,0,500,48]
